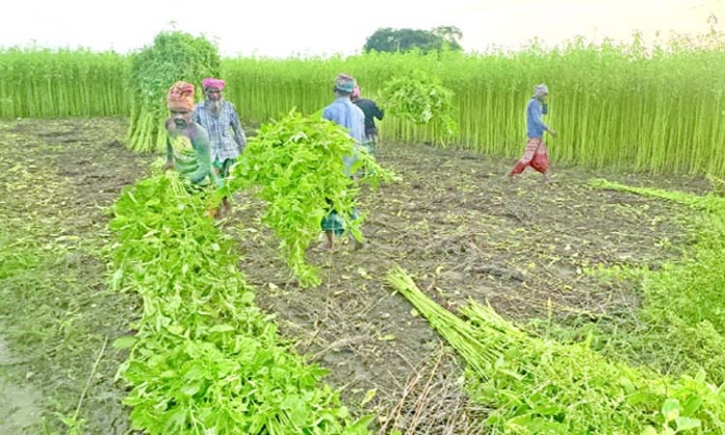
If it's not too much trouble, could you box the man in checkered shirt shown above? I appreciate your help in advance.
[193,77,247,217]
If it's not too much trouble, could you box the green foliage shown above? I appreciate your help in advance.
[580,179,725,383]
[228,110,397,287]
[109,168,373,434]
[387,267,725,435]
[126,31,221,153]
[378,72,458,146]
[363,26,462,53]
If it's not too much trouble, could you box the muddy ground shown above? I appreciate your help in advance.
[0,117,710,434]
[0,117,152,434]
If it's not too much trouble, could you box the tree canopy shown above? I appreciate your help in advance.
[363,26,463,53]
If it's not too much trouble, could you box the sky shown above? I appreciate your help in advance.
[1,0,723,57]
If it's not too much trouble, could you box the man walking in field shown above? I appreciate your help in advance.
[163,81,222,211]
[192,77,247,218]
[508,84,557,183]
[351,84,384,156]
[319,73,367,251]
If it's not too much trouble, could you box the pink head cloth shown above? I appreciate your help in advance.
[202,77,225,91]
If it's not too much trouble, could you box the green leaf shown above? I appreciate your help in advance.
[641,426,659,435]
[240,292,255,304]
[675,417,701,432]
[348,414,375,432]
[210,324,235,333]
[662,398,681,423]
[112,335,137,349]
[360,388,377,407]
[181,382,202,396]
[281,394,307,427]
[160,370,177,378]
[184,364,207,381]
[167,325,185,335]
[110,268,124,289]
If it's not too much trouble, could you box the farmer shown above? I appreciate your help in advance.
[192,77,247,217]
[351,84,384,156]
[508,84,557,183]
[319,73,367,251]
[163,81,222,209]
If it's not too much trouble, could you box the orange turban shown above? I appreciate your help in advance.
[167,81,195,111]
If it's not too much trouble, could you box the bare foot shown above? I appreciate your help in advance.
[316,241,334,252]
[213,206,226,220]
[349,235,365,250]
[222,199,232,216]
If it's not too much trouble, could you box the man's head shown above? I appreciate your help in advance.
[202,77,225,116]
[534,84,549,102]
[334,73,356,98]
[167,81,195,127]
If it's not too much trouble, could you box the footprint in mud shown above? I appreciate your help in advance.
[0,337,43,434]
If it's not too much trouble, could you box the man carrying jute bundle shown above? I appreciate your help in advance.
[163,81,222,215]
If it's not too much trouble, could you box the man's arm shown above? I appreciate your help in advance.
[535,102,557,136]
[322,105,334,121]
[373,101,384,120]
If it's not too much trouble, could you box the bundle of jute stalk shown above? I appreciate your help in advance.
[126,31,221,154]
[109,169,375,434]
[387,266,725,435]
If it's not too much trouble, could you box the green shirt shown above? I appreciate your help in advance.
[165,119,222,187]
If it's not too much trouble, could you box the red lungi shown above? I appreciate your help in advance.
[510,137,549,175]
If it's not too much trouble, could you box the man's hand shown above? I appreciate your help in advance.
[548,129,558,138]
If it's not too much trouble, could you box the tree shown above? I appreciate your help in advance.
[432,25,463,50]
[363,26,463,53]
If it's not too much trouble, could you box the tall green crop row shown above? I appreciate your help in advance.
[108,169,372,434]
[1,35,724,176]
[0,47,129,118]
[223,40,725,177]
